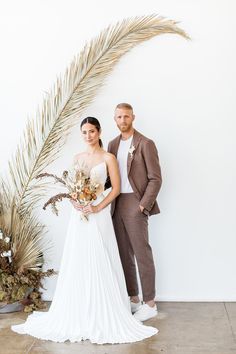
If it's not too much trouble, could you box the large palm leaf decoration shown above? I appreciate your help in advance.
[1,15,188,273]
[7,15,189,217]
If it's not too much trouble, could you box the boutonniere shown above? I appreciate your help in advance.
[128,144,135,158]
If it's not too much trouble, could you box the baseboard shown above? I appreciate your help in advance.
[155,296,236,302]
[42,294,236,302]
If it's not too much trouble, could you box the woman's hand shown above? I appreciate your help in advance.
[70,199,84,211]
[83,204,99,215]
[70,200,99,214]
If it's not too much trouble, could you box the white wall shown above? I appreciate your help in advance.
[0,0,235,301]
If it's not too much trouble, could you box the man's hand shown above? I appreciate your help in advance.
[139,205,144,213]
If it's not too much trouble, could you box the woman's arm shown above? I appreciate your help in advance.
[83,153,120,215]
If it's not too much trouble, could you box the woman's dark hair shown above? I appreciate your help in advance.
[80,116,103,147]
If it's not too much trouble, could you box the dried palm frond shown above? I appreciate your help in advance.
[4,15,188,217]
[0,178,47,272]
[0,177,47,271]
[0,198,46,272]
[10,205,46,272]
[0,178,14,234]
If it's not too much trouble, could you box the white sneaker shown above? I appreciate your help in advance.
[130,300,141,313]
[133,303,158,321]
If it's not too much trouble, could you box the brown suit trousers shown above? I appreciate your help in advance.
[112,193,156,302]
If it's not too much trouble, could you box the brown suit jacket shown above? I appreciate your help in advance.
[107,129,162,216]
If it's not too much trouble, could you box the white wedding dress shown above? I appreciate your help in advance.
[11,162,158,344]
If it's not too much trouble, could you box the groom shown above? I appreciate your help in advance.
[107,103,162,321]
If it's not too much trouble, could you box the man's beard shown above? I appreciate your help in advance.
[118,124,131,132]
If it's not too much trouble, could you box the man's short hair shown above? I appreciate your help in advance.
[116,103,133,112]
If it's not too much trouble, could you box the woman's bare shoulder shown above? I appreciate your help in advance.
[104,151,117,163]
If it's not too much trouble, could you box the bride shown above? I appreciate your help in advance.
[11,117,158,344]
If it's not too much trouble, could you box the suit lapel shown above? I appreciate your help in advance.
[127,129,142,175]
[111,135,121,157]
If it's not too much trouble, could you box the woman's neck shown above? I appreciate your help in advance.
[86,144,102,155]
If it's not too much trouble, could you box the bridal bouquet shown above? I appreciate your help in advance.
[36,164,102,221]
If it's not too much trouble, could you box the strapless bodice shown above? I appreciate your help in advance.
[90,161,107,187]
